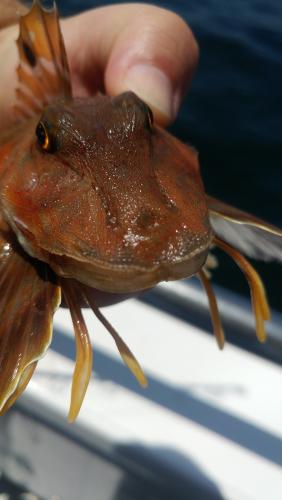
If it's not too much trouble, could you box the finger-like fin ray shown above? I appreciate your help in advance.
[208,196,282,262]
[198,269,225,350]
[214,236,270,343]
[83,288,148,388]
[61,280,93,423]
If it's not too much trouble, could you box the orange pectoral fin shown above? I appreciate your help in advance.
[15,0,72,119]
[207,196,282,262]
[0,218,61,414]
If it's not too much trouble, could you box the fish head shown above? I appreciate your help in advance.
[2,92,212,292]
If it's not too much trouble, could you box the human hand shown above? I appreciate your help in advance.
[0,2,198,130]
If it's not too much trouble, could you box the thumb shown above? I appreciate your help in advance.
[105,7,199,125]
[63,4,199,126]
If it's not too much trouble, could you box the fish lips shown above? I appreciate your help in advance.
[46,237,212,294]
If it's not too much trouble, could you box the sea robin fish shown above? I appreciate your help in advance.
[0,1,281,421]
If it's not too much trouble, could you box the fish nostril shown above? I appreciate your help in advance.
[136,209,158,230]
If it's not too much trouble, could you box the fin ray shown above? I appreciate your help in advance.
[214,236,270,343]
[208,196,282,262]
[62,280,93,423]
[83,287,148,388]
[15,0,72,119]
[198,269,225,349]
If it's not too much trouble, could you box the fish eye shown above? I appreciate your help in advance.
[35,121,53,152]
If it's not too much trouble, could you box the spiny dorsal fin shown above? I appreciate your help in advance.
[15,0,72,119]
[207,196,282,262]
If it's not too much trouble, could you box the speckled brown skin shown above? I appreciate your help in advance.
[0,92,212,293]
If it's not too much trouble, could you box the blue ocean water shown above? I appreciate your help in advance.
[58,0,282,310]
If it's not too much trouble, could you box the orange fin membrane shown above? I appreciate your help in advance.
[0,219,61,415]
[214,236,270,343]
[1,363,37,415]
[83,288,148,388]
[61,281,93,423]
[208,196,282,262]
[15,0,72,119]
[198,269,225,350]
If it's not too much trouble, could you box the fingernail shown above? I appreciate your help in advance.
[123,64,175,123]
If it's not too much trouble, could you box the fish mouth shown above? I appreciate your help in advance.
[47,238,212,293]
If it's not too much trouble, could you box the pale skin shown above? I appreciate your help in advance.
[0,3,199,133]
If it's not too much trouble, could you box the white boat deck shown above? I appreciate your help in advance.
[1,282,281,500]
